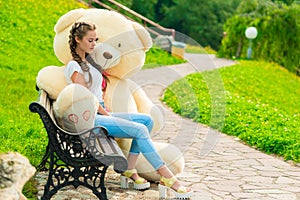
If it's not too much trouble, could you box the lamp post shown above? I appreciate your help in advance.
[245,27,258,59]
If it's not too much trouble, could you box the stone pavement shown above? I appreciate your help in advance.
[35,54,300,199]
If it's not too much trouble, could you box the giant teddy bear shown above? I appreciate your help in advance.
[37,8,184,181]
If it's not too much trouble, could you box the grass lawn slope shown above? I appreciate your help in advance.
[0,0,88,166]
[163,60,300,162]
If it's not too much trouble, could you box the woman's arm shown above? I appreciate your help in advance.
[97,105,110,116]
[71,71,110,116]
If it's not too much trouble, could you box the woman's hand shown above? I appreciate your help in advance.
[71,71,109,116]
[71,71,89,88]
[98,104,110,116]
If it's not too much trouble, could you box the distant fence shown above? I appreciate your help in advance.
[87,0,175,39]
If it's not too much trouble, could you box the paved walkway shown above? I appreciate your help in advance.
[36,54,300,199]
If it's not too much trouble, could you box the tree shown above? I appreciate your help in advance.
[218,1,300,73]
[154,0,175,22]
[131,0,157,21]
[158,0,241,50]
[98,0,242,50]
[271,0,296,5]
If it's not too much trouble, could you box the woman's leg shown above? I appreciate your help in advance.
[157,165,192,199]
[94,113,164,169]
[110,112,154,155]
[95,113,192,196]
[127,154,139,169]
[157,165,185,191]
[110,112,154,132]
[126,153,141,181]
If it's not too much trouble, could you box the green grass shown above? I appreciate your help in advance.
[0,0,88,167]
[162,60,300,162]
[144,46,186,69]
[185,44,217,54]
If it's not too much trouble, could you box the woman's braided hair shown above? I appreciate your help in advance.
[68,22,108,89]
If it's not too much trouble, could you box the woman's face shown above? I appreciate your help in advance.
[76,30,98,54]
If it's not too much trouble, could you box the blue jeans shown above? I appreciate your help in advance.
[94,112,165,170]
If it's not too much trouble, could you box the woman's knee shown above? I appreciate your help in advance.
[135,124,151,138]
[142,114,154,132]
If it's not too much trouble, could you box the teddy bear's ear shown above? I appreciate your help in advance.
[54,8,86,34]
[132,22,153,51]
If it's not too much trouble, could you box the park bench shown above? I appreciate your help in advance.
[29,88,128,200]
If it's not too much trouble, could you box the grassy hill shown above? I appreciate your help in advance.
[0,0,89,166]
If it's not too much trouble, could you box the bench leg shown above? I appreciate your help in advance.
[41,151,109,200]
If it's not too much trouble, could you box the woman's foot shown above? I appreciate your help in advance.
[157,165,192,199]
[120,169,150,190]
[159,176,192,199]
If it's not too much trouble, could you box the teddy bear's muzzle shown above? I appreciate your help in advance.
[90,43,121,70]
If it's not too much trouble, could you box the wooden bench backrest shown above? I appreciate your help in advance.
[38,89,56,124]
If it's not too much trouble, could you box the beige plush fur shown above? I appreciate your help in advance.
[53,84,99,133]
[36,66,68,99]
[37,8,184,181]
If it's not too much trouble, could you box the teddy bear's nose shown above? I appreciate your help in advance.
[103,52,112,59]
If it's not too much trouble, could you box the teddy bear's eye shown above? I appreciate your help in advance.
[118,43,121,48]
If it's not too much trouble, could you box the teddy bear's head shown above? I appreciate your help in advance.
[54,8,152,79]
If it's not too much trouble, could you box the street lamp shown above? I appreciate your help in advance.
[245,27,258,59]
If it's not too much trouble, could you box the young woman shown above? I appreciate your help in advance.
[65,21,192,199]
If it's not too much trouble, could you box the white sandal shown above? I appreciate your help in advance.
[120,169,150,190]
[158,176,192,199]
